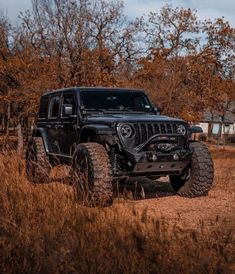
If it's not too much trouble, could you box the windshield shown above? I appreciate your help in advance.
[80,90,153,112]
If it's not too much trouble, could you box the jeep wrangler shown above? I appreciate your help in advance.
[26,87,214,206]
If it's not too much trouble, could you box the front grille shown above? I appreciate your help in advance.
[133,123,178,146]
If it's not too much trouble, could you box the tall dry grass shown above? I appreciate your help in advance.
[210,148,235,193]
[0,150,234,274]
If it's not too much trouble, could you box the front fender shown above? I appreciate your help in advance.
[190,126,203,134]
[81,124,116,135]
[79,124,118,146]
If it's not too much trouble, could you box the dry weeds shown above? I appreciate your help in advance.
[0,148,234,274]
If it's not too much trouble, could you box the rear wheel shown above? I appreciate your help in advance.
[170,142,214,197]
[26,137,51,183]
[73,143,113,207]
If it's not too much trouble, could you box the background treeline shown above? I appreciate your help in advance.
[0,0,234,134]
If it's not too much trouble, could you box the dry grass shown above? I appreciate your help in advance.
[0,149,235,274]
[210,147,235,192]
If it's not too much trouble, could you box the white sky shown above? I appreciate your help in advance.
[0,0,234,27]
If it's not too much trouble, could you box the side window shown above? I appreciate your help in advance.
[38,96,49,118]
[61,93,76,117]
[48,94,61,118]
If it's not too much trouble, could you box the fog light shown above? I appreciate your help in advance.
[152,154,157,161]
[173,153,179,160]
[148,153,157,162]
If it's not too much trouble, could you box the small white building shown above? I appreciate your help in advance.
[195,111,235,137]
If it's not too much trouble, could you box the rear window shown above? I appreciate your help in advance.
[38,96,49,118]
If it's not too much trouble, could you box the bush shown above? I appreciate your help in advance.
[226,134,235,144]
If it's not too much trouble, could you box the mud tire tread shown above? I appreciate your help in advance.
[170,142,214,198]
[26,137,51,183]
[73,143,113,207]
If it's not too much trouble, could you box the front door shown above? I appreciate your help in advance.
[58,91,78,156]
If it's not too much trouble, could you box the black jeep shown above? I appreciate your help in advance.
[26,87,214,206]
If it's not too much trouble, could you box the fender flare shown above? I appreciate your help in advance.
[32,128,52,153]
[79,124,117,145]
[81,124,116,135]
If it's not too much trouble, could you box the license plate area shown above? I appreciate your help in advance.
[147,135,179,152]
[155,135,178,143]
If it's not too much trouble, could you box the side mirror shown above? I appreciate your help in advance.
[63,104,73,116]
[154,107,161,115]
[80,105,87,115]
[190,126,203,134]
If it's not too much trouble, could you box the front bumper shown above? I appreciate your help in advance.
[127,149,192,176]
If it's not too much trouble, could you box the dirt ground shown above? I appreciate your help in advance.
[50,146,235,230]
[113,185,235,230]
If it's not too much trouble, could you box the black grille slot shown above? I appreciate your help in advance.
[167,124,172,134]
[134,124,141,146]
[160,124,166,134]
[154,124,160,134]
[141,124,147,143]
[148,124,154,137]
[133,122,179,146]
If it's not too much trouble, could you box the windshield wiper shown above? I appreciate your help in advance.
[85,108,105,113]
[84,108,154,114]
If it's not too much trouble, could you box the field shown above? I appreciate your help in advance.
[0,146,234,273]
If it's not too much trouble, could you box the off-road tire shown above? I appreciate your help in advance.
[26,137,51,183]
[170,142,214,197]
[73,143,113,207]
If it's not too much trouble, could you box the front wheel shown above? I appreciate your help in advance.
[170,142,214,197]
[73,143,113,207]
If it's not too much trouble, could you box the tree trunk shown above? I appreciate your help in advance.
[222,123,226,149]
[2,116,5,132]
[17,123,24,157]
[4,102,11,149]
[217,123,222,148]
[6,102,10,137]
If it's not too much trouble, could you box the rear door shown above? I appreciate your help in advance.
[58,91,78,156]
[47,93,61,153]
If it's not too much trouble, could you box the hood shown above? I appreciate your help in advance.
[84,113,186,126]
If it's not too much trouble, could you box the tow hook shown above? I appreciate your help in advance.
[178,149,190,159]
[147,152,157,162]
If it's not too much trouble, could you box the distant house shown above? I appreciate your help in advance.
[194,106,235,139]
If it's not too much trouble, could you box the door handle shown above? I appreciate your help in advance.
[55,125,64,129]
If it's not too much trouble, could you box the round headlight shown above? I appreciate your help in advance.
[120,124,134,138]
[176,124,187,135]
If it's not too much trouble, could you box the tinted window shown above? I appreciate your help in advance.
[39,96,49,118]
[61,93,76,116]
[48,94,61,118]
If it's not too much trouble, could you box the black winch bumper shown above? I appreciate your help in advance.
[127,148,192,176]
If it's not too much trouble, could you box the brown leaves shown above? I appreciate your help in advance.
[132,5,234,121]
[0,2,234,123]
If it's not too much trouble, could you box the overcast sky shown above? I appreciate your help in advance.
[0,0,234,27]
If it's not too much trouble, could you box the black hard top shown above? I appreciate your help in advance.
[43,87,146,96]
